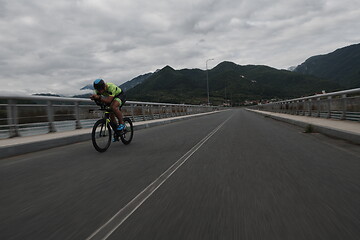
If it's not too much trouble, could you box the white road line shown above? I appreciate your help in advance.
[85,115,233,240]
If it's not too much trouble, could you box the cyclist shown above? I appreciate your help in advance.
[90,79,126,136]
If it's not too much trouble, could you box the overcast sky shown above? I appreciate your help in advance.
[0,0,359,96]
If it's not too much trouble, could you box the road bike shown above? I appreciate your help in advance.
[91,101,133,152]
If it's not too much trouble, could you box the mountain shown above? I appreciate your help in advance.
[294,43,360,88]
[126,61,341,106]
[80,73,152,92]
[288,66,297,71]
[80,84,93,91]
[119,73,152,91]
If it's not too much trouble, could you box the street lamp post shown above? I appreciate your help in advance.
[206,58,214,105]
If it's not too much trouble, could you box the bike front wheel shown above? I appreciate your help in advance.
[92,119,112,152]
[120,117,133,145]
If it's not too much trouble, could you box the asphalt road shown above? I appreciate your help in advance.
[0,109,359,240]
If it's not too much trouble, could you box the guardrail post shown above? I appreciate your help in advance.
[308,99,312,116]
[141,104,146,121]
[289,102,292,114]
[157,105,161,118]
[150,105,154,120]
[284,103,287,114]
[302,100,305,116]
[131,104,135,121]
[7,100,20,137]
[341,94,347,120]
[327,96,332,119]
[75,102,82,129]
[317,98,321,117]
[47,101,56,133]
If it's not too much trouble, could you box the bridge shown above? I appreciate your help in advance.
[0,90,359,240]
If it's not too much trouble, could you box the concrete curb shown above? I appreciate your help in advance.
[246,109,360,145]
[1,134,92,160]
[0,111,223,159]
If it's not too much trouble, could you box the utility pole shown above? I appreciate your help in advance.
[206,58,214,105]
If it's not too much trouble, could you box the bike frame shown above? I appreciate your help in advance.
[101,107,118,132]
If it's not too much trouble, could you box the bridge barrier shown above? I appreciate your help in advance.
[0,95,218,139]
[249,88,360,122]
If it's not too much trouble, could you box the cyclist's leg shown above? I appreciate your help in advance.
[110,98,124,125]
[109,113,117,125]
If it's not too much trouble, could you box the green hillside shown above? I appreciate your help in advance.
[126,61,340,106]
[294,43,360,88]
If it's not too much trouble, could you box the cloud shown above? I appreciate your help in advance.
[0,0,359,96]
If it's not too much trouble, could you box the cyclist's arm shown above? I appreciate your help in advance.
[90,94,100,100]
[99,96,114,104]
[90,90,101,100]
[90,93,113,104]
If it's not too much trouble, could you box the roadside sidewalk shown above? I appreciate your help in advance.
[0,111,222,159]
[247,109,360,145]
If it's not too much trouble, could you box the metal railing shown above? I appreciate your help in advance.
[0,95,218,139]
[250,88,360,121]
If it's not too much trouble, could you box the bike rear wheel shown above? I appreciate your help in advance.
[92,119,112,152]
[120,117,133,145]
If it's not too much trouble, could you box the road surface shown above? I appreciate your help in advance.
[1,109,359,240]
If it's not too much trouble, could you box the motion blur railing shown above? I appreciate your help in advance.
[249,88,360,121]
[0,95,218,139]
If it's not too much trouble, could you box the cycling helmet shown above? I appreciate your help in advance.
[93,79,105,91]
